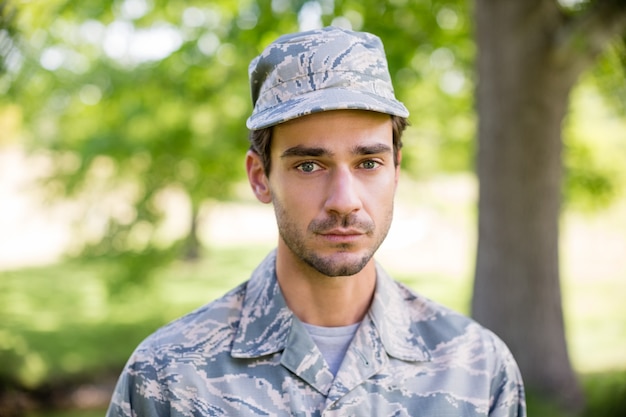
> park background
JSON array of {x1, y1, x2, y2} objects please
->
[{"x1": 1, "y1": 0, "x2": 625, "y2": 416}]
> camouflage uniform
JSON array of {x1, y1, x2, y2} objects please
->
[{"x1": 106, "y1": 251, "x2": 525, "y2": 416}]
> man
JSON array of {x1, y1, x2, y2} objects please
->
[{"x1": 107, "y1": 26, "x2": 526, "y2": 416}]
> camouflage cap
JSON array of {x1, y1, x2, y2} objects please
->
[{"x1": 246, "y1": 26, "x2": 409, "y2": 130}]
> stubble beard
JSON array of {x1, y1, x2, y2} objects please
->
[{"x1": 273, "y1": 199, "x2": 393, "y2": 277}]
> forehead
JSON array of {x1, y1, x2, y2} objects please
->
[{"x1": 271, "y1": 110, "x2": 393, "y2": 152}]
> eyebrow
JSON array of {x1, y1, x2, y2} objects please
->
[
  {"x1": 280, "y1": 145, "x2": 331, "y2": 159},
  {"x1": 280, "y1": 143, "x2": 392, "y2": 159},
  {"x1": 352, "y1": 143, "x2": 392, "y2": 155}
]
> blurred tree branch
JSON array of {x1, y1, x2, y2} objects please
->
[{"x1": 555, "y1": 0, "x2": 626, "y2": 75}]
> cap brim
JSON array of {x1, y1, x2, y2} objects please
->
[{"x1": 246, "y1": 88, "x2": 409, "y2": 130}]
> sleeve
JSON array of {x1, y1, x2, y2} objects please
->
[
  {"x1": 106, "y1": 344, "x2": 170, "y2": 417},
  {"x1": 488, "y1": 334, "x2": 527, "y2": 417}
]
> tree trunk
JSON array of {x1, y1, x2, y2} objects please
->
[
  {"x1": 183, "y1": 205, "x2": 202, "y2": 261},
  {"x1": 472, "y1": 0, "x2": 584, "y2": 409}
]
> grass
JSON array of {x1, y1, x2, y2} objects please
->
[
  {"x1": 0, "y1": 245, "x2": 273, "y2": 389},
  {"x1": 1, "y1": 243, "x2": 625, "y2": 416}
]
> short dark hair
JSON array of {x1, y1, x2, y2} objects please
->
[{"x1": 248, "y1": 115, "x2": 408, "y2": 176}]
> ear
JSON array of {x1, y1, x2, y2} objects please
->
[{"x1": 246, "y1": 150, "x2": 272, "y2": 204}]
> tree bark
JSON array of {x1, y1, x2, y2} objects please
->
[
  {"x1": 473, "y1": 0, "x2": 589, "y2": 410},
  {"x1": 183, "y1": 205, "x2": 202, "y2": 261},
  {"x1": 473, "y1": 0, "x2": 626, "y2": 409}
]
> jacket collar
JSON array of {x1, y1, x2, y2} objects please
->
[
  {"x1": 230, "y1": 250, "x2": 292, "y2": 358},
  {"x1": 231, "y1": 250, "x2": 431, "y2": 364},
  {"x1": 368, "y1": 263, "x2": 431, "y2": 362}
]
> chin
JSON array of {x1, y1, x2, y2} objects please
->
[{"x1": 306, "y1": 251, "x2": 373, "y2": 277}]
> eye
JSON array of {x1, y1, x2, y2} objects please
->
[
  {"x1": 296, "y1": 161, "x2": 321, "y2": 173},
  {"x1": 360, "y1": 160, "x2": 380, "y2": 170}
]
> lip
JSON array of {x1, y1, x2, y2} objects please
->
[{"x1": 318, "y1": 229, "x2": 364, "y2": 242}]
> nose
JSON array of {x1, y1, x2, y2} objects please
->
[{"x1": 324, "y1": 167, "x2": 363, "y2": 216}]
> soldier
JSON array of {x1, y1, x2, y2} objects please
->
[{"x1": 107, "y1": 26, "x2": 526, "y2": 416}]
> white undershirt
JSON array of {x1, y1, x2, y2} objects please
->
[{"x1": 302, "y1": 322, "x2": 361, "y2": 377}]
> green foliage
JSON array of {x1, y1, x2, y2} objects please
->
[
  {"x1": 9, "y1": 0, "x2": 266, "y2": 285},
  {"x1": 561, "y1": 34, "x2": 626, "y2": 213},
  {"x1": 564, "y1": 140, "x2": 619, "y2": 211},
  {"x1": 563, "y1": 81, "x2": 626, "y2": 212},
  {"x1": 592, "y1": 36, "x2": 626, "y2": 116},
  {"x1": 4, "y1": 0, "x2": 625, "y2": 291},
  {"x1": 5, "y1": 0, "x2": 476, "y2": 290},
  {"x1": 560, "y1": 18, "x2": 626, "y2": 213}
]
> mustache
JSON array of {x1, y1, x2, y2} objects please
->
[{"x1": 309, "y1": 214, "x2": 374, "y2": 234}]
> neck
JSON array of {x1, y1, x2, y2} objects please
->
[{"x1": 275, "y1": 245, "x2": 377, "y2": 327}]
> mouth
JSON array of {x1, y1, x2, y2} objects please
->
[{"x1": 318, "y1": 229, "x2": 365, "y2": 243}]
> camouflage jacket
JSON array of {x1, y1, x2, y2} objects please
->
[{"x1": 107, "y1": 250, "x2": 526, "y2": 416}]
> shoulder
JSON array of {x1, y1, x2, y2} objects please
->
[
  {"x1": 393, "y1": 280, "x2": 516, "y2": 364},
  {"x1": 398, "y1": 282, "x2": 526, "y2": 415}
]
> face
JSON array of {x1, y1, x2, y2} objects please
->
[{"x1": 247, "y1": 110, "x2": 401, "y2": 277}]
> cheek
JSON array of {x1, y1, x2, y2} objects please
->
[
  {"x1": 361, "y1": 177, "x2": 397, "y2": 211},
  {"x1": 271, "y1": 178, "x2": 321, "y2": 212},
  {"x1": 363, "y1": 172, "x2": 397, "y2": 195}
]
